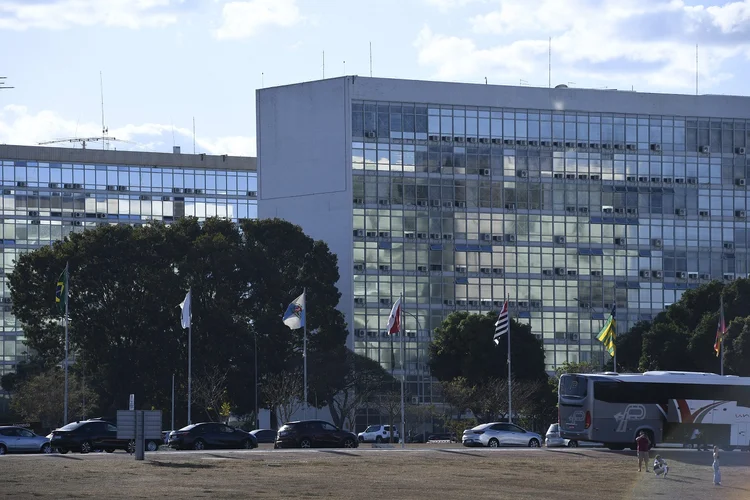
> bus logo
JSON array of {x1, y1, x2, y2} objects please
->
[
  {"x1": 566, "y1": 411, "x2": 585, "y2": 427},
  {"x1": 614, "y1": 404, "x2": 646, "y2": 433}
]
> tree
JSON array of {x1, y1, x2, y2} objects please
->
[
  {"x1": 613, "y1": 321, "x2": 649, "y2": 373},
  {"x1": 262, "y1": 370, "x2": 303, "y2": 426},
  {"x1": 724, "y1": 317, "x2": 750, "y2": 376},
  {"x1": 327, "y1": 350, "x2": 393, "y2": 429},
  {"x1": 11, "y1": 369, "x2": 98, "y2": 428},
  {"x1": 549, "y1": 361, "x2": 599, "y2": 397},
  {"x1": 372, "y1": 386, "x2": 402, "y2": 443},
  {"x1": 192, "y1": 367, "x2": 228, "y2": 422},
  {"x1": 429, "y1": 311, "x2": 547, "y2": 386}
]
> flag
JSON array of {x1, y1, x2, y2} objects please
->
[
  {"x1": 597, "y1": 305, "x2": 616, "y2": 357},
  {"x1": 55, "y1": 264, "x2": 68, "y2": 315},
  {"x1": 493, "y1": 300, "x2": 509, "y2": 345},
  {"x1": 386, "y1": 298, "x2": 401, "y2": 335},
  {"x1": 282, "y1": 292, "x2": 305, "y2": 330},
  {"x1": 179, "y1": 289, "x2": 191, "y2": 329},
  {"x1": 714, "y1": 296, "x2": 726, "y2": 357}
]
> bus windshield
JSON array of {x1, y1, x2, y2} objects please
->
[{"x1": 560, "y1": 374, "x2": 588, "y2": 399}]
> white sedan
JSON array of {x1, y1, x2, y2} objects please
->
[
  {"x1": 357, "y1": 425, "x2": 400, "y2": 443},
  {"x1": 462, "y1": 422, "x2": 542, "y2": 448}
]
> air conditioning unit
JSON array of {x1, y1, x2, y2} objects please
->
[
  {"x1": 530, "y1": 300, "x2": 542, "y2": 308},
  {"x1": 603, "y1": 207, "x2": 613, "y2": 214},
  {"x1": 505, "y1": 203, "x2": 515, "y2": 210},
  {"x1": 404, "y1": 231, "x2": 415, "y2": 239},
  {"x1": 28, "y1": 211, "x2": 39, "y2": 217},
  {"x1": 687, "y1": 177, "x2": 697, "y2": 184},
  {"x1": 504, "y1": 139, "x2": 514, "y2": 145},
  {"x1": 724, "y1": 273, "x2": 735, "y2": 280},
  {"x1": 455, "y1": 201, "x2": 466, "y2": 208},
  {"x1": 589, "y1": 143, "x2": 599, "y2": 149},
  {"x1": 613, "y1": 144, "x2": 624, "y2": 150},
  {"x1": 416, "y1": 200, "x2": 427, "y2": 207},
  {"x1": 676, "y1": 271, "x2": 687, "y2": 279},
  {"x1": 479, "y1": 169, "x2": 491, "y2": 176},
  {"x1": 481, "y1": 300, "x2": 493, "y2": 307},
  {"x1": 736, "y1": 178, "x2": 746, "y2": 186},
  {"x1": 417, "y1": 265, "x2": 428, "y2": 272},
  {"x1": 430, "y1": 233, "x2": 441, "y2": 239},
  {"x1": 626, "y1": 208, "x2": 638, "y2": 215},
  {"x1": 577, "y1": 142, "x2": 587, "y2": 148},
  {"x1": 614, "y1": 208, "x2": 625, "y2": 214},
  {"x1": 139, "y1": 195, "x2": 151, "y2": 201},
  {"x1": 652, "y1": 239, "x2": 662, "y2": 248},
  {"x1": 481, "y1": 233, "x2": 491, "y2": 241},
  {"x1": 736, "y1": 210, "x2": 746, "y2": 218},
  {"x1": 640, "y1": 270, "x2": 651, "y2": 278},
  {"x1": 591, "y1": 270, "x2": 602, "y2": 277},
  {"x1": 579, "y1": 207, "x2": 589, "y2": 214},
  {"x1": 650, "y1": 144, "x2": 661, "y2": 151},
  {"x1": 107, "y1": 185, "x2": 117, "y2": 191},
  {"x1": 652, "y1": 271, "x2": 663, "y2": 278},
  {"x1": 161, "y1": 196, "x2": 171, "y2": 201},
  {"x1": 552, "y1": 141, "x2": 563, "y2": 147},
  {"x1": 443, "y1": 233, "x2": 453, "y2": 240},
  {"x1": 517, "y1": 170, "x2": 528, "y2": 178},
  {"x1": 443, "y1": 201, "x2": 453, "y2": 208},
  {"x1": 417, "y1": 232, "x2": 427, "y2": 239},
  {"x1": 354, "y1": 298, "x2": 365, "y2": 305},
  {"x1": 724, "y1": 242, "x2": 734, "y2": 250},
  {"x1": 380, "y1": 298, "x2": 391, "y2": 305},
  {"x1": 455, "y1": 266, "x2": 467, "y2": 273},
  {"x1": 542, "y1": 269, "x2": 553, "y2": 276},
  {"x1": 365, "y1": 131, "x2": 376, "y2": 138},
  {"x1": 699, "y1": 210, "x2": 710, "y2": 217},
  {"x1": 540, "y1": 141, "x2": 551, "y2": 146},
  {"x1": 456, "y1": 299, "x2": 467, "y2": 306},
  {"x1": 430, "y1": 200, "x2": 441, "y2": 207},
  {"x1": 555, "y1": 236, "x2": 565, "y2": 244},
  {"x1": 602, "y1": 143, "x2": 611, "y2": 149},
  {"x1": 688, "y1": 272, "x2": 698, "y2": 279},
  {"x1": 675, "y1": 208, "x2": 686, "y2": 216},
  {"x1": 553, "y1": 173, "x2": 564, "y2": 179},
  {"x1": 366, "y1": 231, "x2": 378, "y2": 237},
  {"x1": 379, "y1": 199, "x2": 389, "y2": 206},
  {"x1": 379, "y1": 265, "x2": 390, "y2": 271},
  {"x1": 555, "y1": 267, "x2": 566, "y2": 276},
  {"x1": 492, "y1": 235, "x2": 504, "y2": 242},
  {"x1": 663, "y1": 178, "x2": 672, "y2": 184},
  {"x1": 354, "y1": 229, "x2": 364, "y2": 237},
  {"x1": 493, "y1": 300, "x2": 504, "y2": 307},
  {"x1": 355, "y1": 329, "x2": 366, "y2": 337},
  {"x1": 16, "y1": 181, "x2": 26, "y2": 187},
  {"x1": 675, "y1": 178, "x2": 685, "y2": 184},
  {"x1": 699, "y1": 145, "x2": 710, "y2": 154},
  {"x1": 491, "y1": 138, "x2": 503, "y2": 144},
  {"x1": 354, "y1": 264, "x2": 364, "y2": 271},
  {"x1": 626, "y1": 144, "x2": 637, "y2": 150},
  {"x1": 428, "y1": 135, "x2": 440, "y2": 142},
  {"x1": 353, "y1": 198, "x2": 364, "y2": 204},
  {"x1": 700, "y1": 273, "x2": 711, "y2": 279},
  {"x1": 565, "y1": 142, "x2": 576, "y2": 148},
  {"x1": 638, "y1": 176, "x2": 648, "y2": 182},
  {"x1": 566, "y1": 174, "x2": 576, "y2": 180},
  {"x1": 480, "y1": 267, "x2": 491, "y2": 274},
  {"x1": 468, "y1": 300, "x2": 479, "y2": 307},
  {"x1": 479, "y1": 137, "x2": 490, "y2": 144},
  {"x1": 492, "y1": 268, "x2": 504, "y2": 275},
  {"x1": 506, "y1": 235, "x2": 516, "y2": 242},
  {"x1": 568, "y1": 333, "x2": 580, "y2": 341},
  {"x1": 516, "y1": 140, "x2": 527, "y2": 146},
  {"x1": 566, "y1": 206, "x2": 576, "y2": 213},
  {"x1": 579, "y1": 302, "x2": 590, "y2": 308},
  {"x1": 651, "y1": 177, "x2": 661, "y2": 183},
  {"x1": 736, "y1": 147, "x2": 746, "y2": 155},
  {"x1": 431, "y1": 264, "x2": 443, "y2": 271},
  {"x1": 578, "y1": 174, "x2": 588, "y2": 180},
  {"x1": 567, "y1": 270, "x2": 578, "y2": 276},
  {"x1": 590, "y1": 174, "x2": 600, "y2": 180}
]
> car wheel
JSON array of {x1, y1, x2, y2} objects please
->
[
  {"x1": 343, "y1": 438, "x2": 356, "y2": 448},
  {"x1": 146, "y1": 440, "x2": 159, "y2": 452},
  {"x1": 127, "y1": 441, "x2": 136, "y2": 454},
  {"x1": 567, "y1": 440, "x2": 579, "y2": 448},
  {"x1": 358, "y1": 436, "x2": 364, "y2": 443},
  {"x1": 41, "y1": 443, "x2": 52, "y2": 454},
  {"x1": 375, "y1": 436, "x2": 382, "y2": 443},
  {"x1": 80, "y1": 441, "x2": 93, "y2": 454},
  {"x1": 528, "y1": 438, "x2": 541, "y2": 448},
  {"x1": 488, "y1": 438, "x2": 500, "y2": 448},
  {"x1": 0, "y1": 444, "x2": 7, "y2": 455},
  {"x1": 299, "y1": 438, "x2": 312, "y2": 449},
  {"x1": 58, "y1": 448, "x2": 69, "y2": 454},
  {"x1": 193, "y1": 439, "x2": 206, "y2": 451},
  {"x1": 241, "y1": 440, "x2": 253, "y2": 450}
]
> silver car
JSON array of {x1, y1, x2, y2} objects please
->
[
  {"x1": 545, "y1": 423, "x2": 578, "y2": 448},
  {"x1": 0, "y1": 426, "x2": 52, "y2": 455},
  {"x1": 462, "y1": 422, "x2": 543, "y2": 448}
]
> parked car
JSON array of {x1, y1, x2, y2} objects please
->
[
  {"x1": 274, "y1": 420, "x2": 358, "y2": 449},
  {"x1": 462, "y1": 422, "x2": 543, "y2": 448},
  {"x1": 250, "y1": 429, "x2": 277, "y2": 444},
  {"x1": 357, "y1": 424, "x2": 400, "y2": 443},
  {"x1": 50, "y1": 419, "x2": 160, "y2": 453},
  {"x1": 0, "y1": 426, "x2": 52, "y2": 455},
  {"x1": 545, "y1": 423, "x2": 578, "y2": 448},
  {"x1": 168, "y1": 423, "x2": 257, "y2": 451}
]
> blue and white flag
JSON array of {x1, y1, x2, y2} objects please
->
[
  {"x1": 282, "y1": 292, "x2": 305, "y2": 330},
  {"x1": 179, "y1": 289, "x2": 191, "y2": 329}
]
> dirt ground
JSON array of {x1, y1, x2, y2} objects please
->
[{"x1": 1, "y1": 447, "x2": 749, "y2": 499}]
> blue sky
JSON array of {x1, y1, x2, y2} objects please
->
[{"x1": 1, "y1": 0, "x2": 749, "y2": 157}]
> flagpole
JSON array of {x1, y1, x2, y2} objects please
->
[
  {"x1": 63, "y1": 261, "x2": 69, "y2": 425},
  {"x1": 720, "y1": 295, "x2": 724, "y2": 376},
  {"x1": 303, "y1": 287, "x2": 308, "y2": 420},
  {"x1": 613, "y1": 313, "x2": 617, "y2": 373},
  {"x1": 187, "y1": 288, "x2": 192, "y2": 425},
  {"x1": 400, "y1": 293, "x2": 405, "y2": 449},
  {"x1": 507, "y1": 294, "x2": 512, "y2": 425}
]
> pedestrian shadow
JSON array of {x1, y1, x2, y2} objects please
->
[
  {"x1": 543, "y1": 449, "x2": 596, "y2": 459},
  {"x1": 205, "y1": 454, "x2": 242, "y2": 460},
  {"x1": 48, "y1": 454, "x2": 82, "y2": 460},
  {"x1": 317, "y1": 450, "x2": 360, "y2": 457},
  {"x1": 436, "y1": 449, "x2": 485, "y2": 458},
  {"x1": 148, "y1": 461, "x2": 215, "y2": 469}
]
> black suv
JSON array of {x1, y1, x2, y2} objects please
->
[
  {"x1": 274, "y1": 420, "x2": 358, "y2": 449},
  {"x1": 168, "y1": 422, "x2": 257, "y2": 451},
  {"x1": 50, "y1": 419, "x2": 160, "y2": 454}
]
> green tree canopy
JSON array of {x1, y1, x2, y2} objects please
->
[
  {"x1": 428, "y1": 311, "x2": 547, "y2": 385},
  {"x1": 9, "y1": 217, "x2": 349, "y2": 425}
]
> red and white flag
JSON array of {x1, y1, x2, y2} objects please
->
[{"x1": 386, "y1": 298, "x2": 401, "y2": 335}]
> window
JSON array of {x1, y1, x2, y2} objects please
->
[
  {"x1": 221, "y1": 425, "x2": 234, "y2": 433},
  {"x1": 321, "y1": 422, "x2": 338, "y2": 431}
]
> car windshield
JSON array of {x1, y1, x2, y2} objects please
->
[
  {"x1": 365, "y1": 425, "x2": 380, "y2": 432},
  {"x1": 548, "y1": 424, "x2": 559, "y2": 433},
  {"x1": 178, "y1": 424, "x2": 197, "y2": 431},
  {"x1": 560, "y1": 374, "x2": 588, "y2": 399},
  {"x1": 58, "y1": 422, "x2": 84, "y2": 431}
]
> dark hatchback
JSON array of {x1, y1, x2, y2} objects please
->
[
  {"x1": 168, "y1": 423, "x2": 257, "y2": 450},
  {"x1": 274, "y1": 420, "x2": 358, "y2": 449},
  {"x1": 50, "y1": 419, "x2": 157, "y2": 454}
]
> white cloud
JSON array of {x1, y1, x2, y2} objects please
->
[
  {"x1": 423, "y1": 0, "x2": 486, "y2": 11},
  {"x1": 0, "y1": 0, "x2": 183, "y2": 30},
  {"x1": 0, "y1": 105, "x2": 256, "y2": 157},
  {"x1": 415, "y1": 0, "x2": 750, "y2": 91},
  {"x1": 214, "y1": 0, "x2": 302, "y2": 40}
]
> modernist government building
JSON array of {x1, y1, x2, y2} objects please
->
[{"x1": 3, "y1": 76, "x2": 750, "y2": 408}]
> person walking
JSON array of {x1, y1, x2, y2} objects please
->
[
  {"x1": 636, "y1": 431, "x2": 651, "y2": 472},
  {"x1": 712, "y1": 446, "x2": 721, "y2": 486}
]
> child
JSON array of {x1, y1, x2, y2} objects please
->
[{"x1": 653, "y1": 455, "x2": 668, "y2": 477}]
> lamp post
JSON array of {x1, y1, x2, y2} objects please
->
[{"x1": 402, "y1": 309, "x2": 423, "y2": 441}]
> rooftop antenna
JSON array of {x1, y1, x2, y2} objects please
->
[
  {"x1": 192, "y1": 117, "x2": 196, "y2": 154},
  {"x1": 343, "y1": 60, "x2": 346, "y2": 75},
  {"x1": 0, "y1": 77, "x2": 12, "y2": 90},
  {"x1": 171, "y1": 119, "x2": 176, "y2": 149},
  {"x1": 485, "y1": 77, "x2": 488, "y2": 85},
  {"x1": 261, "y1": 72, "x2": 264, "y2": 88},
  {"x1": 520, "y1": 79, "x2": 529, "y2": 86},
  {"x1": 695, "y1": 44, "x2": 699, "y2": 96},
  {"x1": 100, "y1": 71, "x2": 108, "y2": 150},
  {"x1": 323, "y1": 51, "x2": 325, "y2": 79},
  {"x1": 548, "y1": 36, "x2": 551, "y2": 89},
  {"x1": 369, "y1": 42, "x2": 373, "y2": 77}
]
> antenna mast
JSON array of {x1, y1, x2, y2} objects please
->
[
  {"x1": 695, "y1": 44, "x2": 699, "y2": 96},
  {"x1": 323, "y1": 51, "x2": 325, "y2": 79},
  {"x1": 100, "y1": 71, "x2": 108, "y2": 150},
  {"x1": 548, "y1": 36, "x2": 552, "y2": 88},
  {"x1": 369, "y1": 42, "x2": 373, "y2": 77},
  {"x1": 192, "y1": 117, "x2": 196, "y2": 154}
]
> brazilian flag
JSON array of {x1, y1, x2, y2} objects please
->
[
  {"x1": 597, "y1": 306, "x2": 616, "y2": 357},
  {"x1": 55, "y1": 265, "x2": 68, "y2": 314}
]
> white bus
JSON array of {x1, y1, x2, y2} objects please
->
[{"x1": 558, "y1": 371, "x2": 750, "y2": 451}]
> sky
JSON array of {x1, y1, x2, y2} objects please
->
[{"x1": 1, "y1": 0, "x2": 750, "y2": 157}]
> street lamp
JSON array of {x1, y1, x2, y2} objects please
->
[{"x1": 402, "y1": 309, "x2": 425, "y2": 440}]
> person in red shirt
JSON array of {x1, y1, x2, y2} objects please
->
[{"x1": 636, "y1": 431, "x2": 651, "y2": 472}]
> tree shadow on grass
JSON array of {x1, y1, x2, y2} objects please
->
[
  {"x1": 148, "y1": 461, "x2": 215, "y2": 469},
  {"x1": 317, "y1": 450, "x2": 360, "y2": 457},
  {"x1": 436, "y1": 449, "x2": 486, "y2": 458}
]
